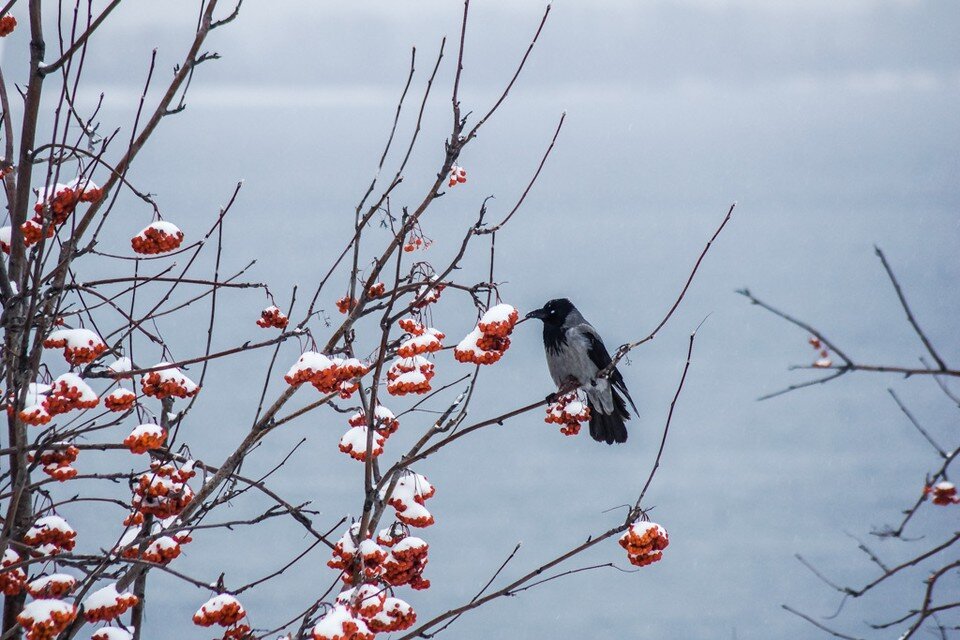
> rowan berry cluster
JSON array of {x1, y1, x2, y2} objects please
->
[
  {"x1": 808, "y1": 336, "x2": 832, "y2": 368},
  {"x1": 131, "y1": 221, "x2": 184, "y2": 255},
  {"x1": 43, "y1": 328, "x2": 107, "y2": 365},
  {"x1": 123, "y1": 424, "x2": 167, "y2": 454},
  {"x1": 0, "y1": 549, "x2": 27, "y2": 596},
  {"x1": 257, "y1": 305, "x2": 289, "y2": 329},
  {"x1": 16, "y1": 600, "x2": 77, "y2": 640},
  {"x1": 618, "y1": 521, "x2": 669, "y2": 567},
  {"x1": 23, "y1": 515, "x2": 77, "y2": 556},
  {"x1": 545, "y1": 392, "x2": 591, "y2": 436},
  {"x1": 193, "y1": 594, "x2": 249, "y2": 640},
  {"x1": 0, "y1": 15, "x2": 17, "y2": 36},
  {"x1": 26, "y1": 574, "x2": 76, "y2": 599},
  {"x1": 30, "y1": 445, "x2": 80, "y2": 482},
  {"x1": 383, "y1": 472, "x2": 436, "y2": 528},
  {"x1": 386, "y1": 356, "x2": 434, "y2": 396},
  {"x1": 396, "y1": 319, "x2": 444, "y2": 358},
  {"x1": 140, "y1": 363, "x2": 200, "y2": 399},
  {"x1": 131, "y1": 461, "x2": 196, "y2": 519},
  {"x1": 454, "y1": 304, "x2": 518, "y2": 365},
  {"x1": 447, "y1": 164, "x2": 467, "y2": 187},
  {"x1": 103, "y1": 388, "x2": 136, "y2": 412},
  {"x1": 82, "y1": 583, "x2": 139, "y2": 622},
  {"x1": 925, "y1": 481, "x2": 959, "y2": 506},
  {"x1": 284, "y1": 352, "x2": 370, "y2": 397}
]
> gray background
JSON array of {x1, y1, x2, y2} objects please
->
[{"x1": 2, "y1": 1, "x2": 959, "y2": 638}]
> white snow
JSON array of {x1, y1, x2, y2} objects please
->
[
  {"x1": 311, "y1": 605, "x2": 370, "y2": 640},
  {"x1": 480, "y1": 303, "x2": 517, "y2": 325},
  {"x1": 45, "y1": 328, "x2": 105, "y2": 351},
  {"x1": 52, "y1": 373, "x2": 98, "y2": 403},
  {"x1": 18, "y1": 598, "x2": 75, "y2": 622},
  {"x1": 92, "y1": 628, "x2": 133, "y2": 640},
  {"x1": 28, "y1": 573, "x2": 76, "y2": 592},
  {"x1": 135, "y1": 220, "x2": 182, "y2": 239},
  {"x1": 108, "y1": 357, "x2": 132, "y2": 374},
  {"x1": 128, "y1": 424, "x2": 164, "y2": 439},
  {"x1": 195, "y1": 593, "x2": 244, "y2": 616},
  {"x1": 26, "y1": 515, "x2": 75, "y2": 538},
  {"x1": 144, "y1": 363, "x2": 198, "y2": 394},
  {"x1": 83, "y1": 583, "x2": 132, "y2": 610}
]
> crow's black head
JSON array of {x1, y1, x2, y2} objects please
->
[{"x1": 525, "y1": 298, "x2": 575, "y2": 326}]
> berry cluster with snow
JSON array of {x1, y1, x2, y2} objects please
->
[
  {"x1": 544, "y1": 391, "x2": 591, "y2": 436},
  {"x1": 131, "y1": 221, "x2": 184, "y2": 255},
  {"x1": 454, "y1": 303, "x2": 518, "y2": 365},
  {"x1": 619, "y1": 521, "x2": 669, "y2": 567}
]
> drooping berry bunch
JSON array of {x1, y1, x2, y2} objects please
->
[
  {"x1": 454, "y1": 303, "x2": 519, "y2": 365},
  {"x1": 131, "y1": 221, "x2": 184, "y2": 255},
  {"x1": 257, "y1": 305, "x2": 289, "y2": 329},
  {"x1": 618, "y1": 521, "x2": 669, "y2": 567},
  {"x1": 140, "y1": 363, "x2": 200, "y2": 399},
  {"x1": 23, "y1": 515, "x2": 77, "y2": 557},
  {"x1": 43, "y1": 328, "x2": 107, "y2": 365},
  {"x1": 30, "y1": 445, "x2": 80, "y2": 482},
  {"x1": 82, "y1": 583, "x2": 139, "y2": 622},
  {"x1": 339, "y1": 405, "x2": 399, "y2": 462},
  {"x1": 284, "y1": 352, "x2": 370, "y2": 398},
  {"x1": 544, "y1": 392, "x2": 591, "y2": 436}
]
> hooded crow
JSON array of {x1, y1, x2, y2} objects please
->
[{"x1": 526, "y1": 299, "x2": 637, "y2": 444}]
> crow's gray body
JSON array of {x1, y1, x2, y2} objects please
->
[
  {"x1": 527, "y1": 299, "x2": 637, "y2": 444},
  {"x1": 546, "y1": 313, "x2": 615, "y2": 412}
]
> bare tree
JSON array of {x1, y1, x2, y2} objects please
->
[
  {"x1": 1, "y1": 2, "x2": 733, "y2": 639},
  {"x1": 741, "y1": 247, "x2": 960, "y2": 639}
]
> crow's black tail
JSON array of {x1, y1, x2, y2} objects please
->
[{"x1": 587, "y1": 388, "x2": 629, "y2": 445}]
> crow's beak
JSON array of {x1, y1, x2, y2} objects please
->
[{"x1": 525, "y1": 308, "x2": 548, "y2": 321}]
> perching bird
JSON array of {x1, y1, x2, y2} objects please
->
[{"x1": 526, "y1": 299, "x2": 637, "y2": 444}]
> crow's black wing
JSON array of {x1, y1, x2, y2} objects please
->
[{"x1": 581, "y1": 324, "x2": 639, "y2": 415}]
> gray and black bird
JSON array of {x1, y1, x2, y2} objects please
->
[{"x1": 526, "y1": 299, "x2": 637, "y2": 444}]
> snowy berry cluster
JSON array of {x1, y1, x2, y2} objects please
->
[
  {"x1": 339, "y1": 405, "x2": 400, "y2": 462},
  {"x1": 285, "y1": 352, "x2": 370, "y2": 398},
  {"x1": 454, "y1": 303, "x2": 518, "y2": 365},
  {"x1": 544, "y1": 392, "x2": 591, "y2": 436},
  {"x1": 16, "y1": 599, "x2": 77, "y2": 640},
  {"x1": 23, "y1": 515, "x2": 77, "y2": 557},
  {"x1": 386, "y1": 356, "x2": 434, "y2": 396},
  {"x1": 193, "y1": 594, "x2": 249, "y2": 640},
  {"x1": 103, "y1": 388, "x2": 136, "y2": 412},
  {"x1": 618, "y1": 521, "x2": 669, "y2": 567},
  {"x1": 83, "y1": 583, "x2": 139, "y2": 622},
  {"x1": 131, "y1": 461, "x2": 196, "y2": 519},
  {"x1": 925, "y1": 481, "x2": 959, "y2": 506},
  {"x1": 43, "y1": 328, "x2": 107, "y2": 365},
  {"x1": 131, "y1": 221, "x2": 184, "y2": 255},
  {"x1": 257, "y1": 305, "x2": 289, "y2": 329},
  {"x1": 383, "y1": 472, "x2": 436, "y2": 528},
  {"x1": 118, "y1": 515, "x2": 192, "y2": 565},
  {"x1": 140, "y1": 363, "x2": 200, "y2": 399},
  {"x1": 29, "y1": 445, "x2": 80, "y2": 482},
  {"x1": 26, "y1": 574, "x2": 76, "y2": 599},
  {"x1": 4, "y1": 179, "x2": 103, "y2": 251},
  {"x1": 123, "y1": 423, "x2": 167, "y2": 454},
  {"x1": 808, "y1": 336, "x2": 832, "y2": 368},
  {"x1": 447, "y1": 164, "x2": 467, "y2": 188},
  {"x1": 396, "y1": 319, "x2": 445, "y2": 358},
  {"x1": 1, "y1": 549, "x2": 27, "y2": 596}
]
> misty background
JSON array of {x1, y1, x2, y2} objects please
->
[{"x1": 2, "y1": 1, "x2": 959, "y2": 638}]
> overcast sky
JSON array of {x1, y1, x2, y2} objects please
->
[{"x1": 2, "y1": 1, "x2": 959, "y2": 638}]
